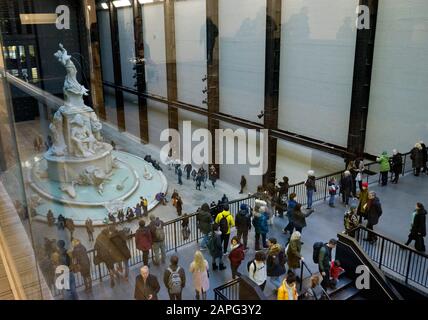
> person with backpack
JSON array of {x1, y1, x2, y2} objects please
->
[
  {"x1": 314, "y1": 239, "x2": 337, "y2": 290},
  {"x1": 235, "y1": 203, "x2": 251, "y2": 250},
  {"x1": 228, "y1": 236, "x2": 245, "y2": 279},
  {"x1": 248, "y1": 251, "x2": 267, "y2": 291},
  {"x1": 135, "y1": 219, "x2": 152, "y2": 267},
  {"x1": 214, "y1": 204, "x2": 235, "y2": 254},
  {"x1": 283, "y1": 193, "x2": 298, "y2": 234},
  {"x1": 287, "y1": 231, "x2": 303, "y2": 276},
  {"x1": 163, "y1": 255, "x2": 186, "y2": 300},
  {"x1": 305, "y1": 170, "x2": 317, "y2": 210},
  {"x1": 207, "y1": 223, "x2": 226, "y2": 271},
  {"x1": 149, "y1": 214, "x2": 166, "y2": 265},
  {"x1": 252, "y1": 203, "x2": 269, "y2": 250},
  {"x1": 266, "y1": 238, "x2": 287, "y2": 292},
  {"x1": 391, "y1": 149, "x2": 403, "y2": 184}
]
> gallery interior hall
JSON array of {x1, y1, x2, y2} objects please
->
[{"x1": 0, "y1": 0, "x2": 427, "y2": 301}]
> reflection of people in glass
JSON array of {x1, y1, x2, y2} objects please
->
[
  {"x1": 206, "y1": 18, "x2": 218, "y2": 65},
  {"x1": 336, "y1": 17, "x2": 354, "y2": 40},
  {"x1": 285, "y1": 7, "x2": 310, "y2": 40}
]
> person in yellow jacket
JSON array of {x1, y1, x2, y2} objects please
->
[
  {"x1": 215, "y1": 204, "x2": 235, "y2": 254},
  {"x1": 277, "y1": 272, "x2": 299, "y2": 300}
]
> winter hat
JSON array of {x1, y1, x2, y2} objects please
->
[
  {"x1": 350, "y1": 203, "x2": 358, "y2": 210},
  {"x1": 307, "y1": 170, "x2": 315, "y2": 176},
  {"x1": 240, "y1": 203, "x2": 248, "y2": 211},
  {"x1": 392, "y1": 149, "x2": 398, "y2": 155},
  {"x1": 362, "y1": 182, "x2": 369, "y2": 188}
]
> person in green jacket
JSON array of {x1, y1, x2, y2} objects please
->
[{"x1": 377, "y1": 151, "x2": 390, "y2": 186}]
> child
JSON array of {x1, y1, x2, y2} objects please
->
[
  {"x1": 181, "y1": 214, "x2": 191, "y2": 241},
  {"x1": 330, "y1": 260, "x2": 345, "y2": 287},
  {"x1": 328, "y1": 178, "x2": 338, "y2": 208}
]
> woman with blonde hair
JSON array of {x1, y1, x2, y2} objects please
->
[
  {"x1": 287, "y1": 231, "x2": 303, "y2": 277},
  {"x1": 189, "y1": 250, "x2": 210, "y2": 300}
]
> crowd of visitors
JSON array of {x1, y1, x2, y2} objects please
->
[{"x1": 37, "y1": 140, "x2": 427, "y2": 301}]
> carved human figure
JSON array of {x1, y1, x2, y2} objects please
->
[
  {"x1": 70, "y1": 114, "x2": 97, "y2": 157},
  {"x1": 54, "y1": 43, "x2": 89, "y2": 97},
  {"x1": 49, "y1": 110, "x2": 67, "y2": 156}
]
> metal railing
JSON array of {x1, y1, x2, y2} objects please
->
[
  {"x1": 354, "y1": 226, "x2": 428, "y2": 291},
  {"x1": 364, "y1": 151, "x2": 413, "y2": 185},
  {"x1": 213, "y1": 278, "x2": 241, "y2": 301},
  {"x1": 299, "y1": 260, "x2": 331, "y2": 300},
  {"x1": 50, "y1": 195, "x2": 255, "y2": 297}
]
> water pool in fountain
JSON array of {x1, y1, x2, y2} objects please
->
[{"x1": 30, "y1": 151, "x2": 167, "y2": 224}]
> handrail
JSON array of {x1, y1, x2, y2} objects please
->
[
  {"x1": 338, "y1": 231, "x2": 404, "y2": 300},
  {"x1": 299, "y1": 260, "x2": 330, "y2": 300},
  {"x1": 353, "y1": 226, "x2": 428, "y2": 292}
]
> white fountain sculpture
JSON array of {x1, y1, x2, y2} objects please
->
[
  {"x1": 45, "y1": 44, "x2": 114, "y2": 195},
  {"x1": 27, "y1": 44, "x2": 168, "y2": 225}
]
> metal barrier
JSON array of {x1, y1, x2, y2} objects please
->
[
  {"x1": 213, "y1": 278, "x2": 240, "y2": 301},
  {"x1": 50, "y1": 196, "x2": 255, "y2": 297},
  {"x1": 354, "y1": 226, "x2": 428, "y2": 291}
]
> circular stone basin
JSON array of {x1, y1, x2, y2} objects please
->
[
  {"x1": 30, "y1": 151, "x2": 168, "y2": 225},
  {"x1": 30, "y1": 158, "x2": 139, "y2": 206}
]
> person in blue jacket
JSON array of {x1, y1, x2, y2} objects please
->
[
  {"x1": 283, "y1": 193, "x2": 298, "y2": 234},
  {"x1": 252, "y1": 201, "x2": 269, "y2": 250}
]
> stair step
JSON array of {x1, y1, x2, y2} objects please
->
[
  {"x1": 330, "y1": 286, "x2": 360, "y2": 300},
  {"x1": 326, "y1": 275, "x2": 353, "y2": 296}
]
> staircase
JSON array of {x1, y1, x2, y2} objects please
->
[{"x1": 325, "y1": 273, "x2": 363, "y2": 300}]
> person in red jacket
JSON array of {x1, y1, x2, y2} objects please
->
[
  {"x1": 135, "y1": 220, "x2": 152, "y2": 267},
  {"x1": 228, "y1": 236, "x2": 245, "y2": 279},
  {"x1": 330, "y1": 260, "x2": 344, "y2": 287}
]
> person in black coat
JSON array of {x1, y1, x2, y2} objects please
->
[
  {"x1": 134, "y1": 266, "x2": 160, "y2": 300},
  {"x1": 363, "y1": 192, "x2": 383, "y2": 243},
  {"x1": 405, "y1": 203, "x2": 426, "y2": 252},
  {"x1": 266, "y1": 238, "x2": 287, "y2": 290},
  {"x1": 420, "y1": 141, "x2": 428, "y2": 174},
  {"x1": 390, "y1": 149, "x2": 403, "y2": 184},
  {"x1": 235, "y1": 203, "x2": 251, "y2": 249},
  {"x1": 292, "y1": 203, "x2": 314, "y2": 234},
  {"x1": 411, "y1": 143, "x2": 424, "y2": 176},
  {"x1": 340, "y1": 171, "x2": 353, "y2": 206}
]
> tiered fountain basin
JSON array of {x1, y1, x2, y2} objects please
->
[{"x1": 29, "y1": 151, "x2": 168, "y2": 225}]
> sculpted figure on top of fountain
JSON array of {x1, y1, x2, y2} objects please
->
[{"x1": 54, "y1": 43, "x2": 89, "y2": 109}]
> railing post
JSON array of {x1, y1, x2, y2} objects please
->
[
  {"x1": 402, "y1": 154, "x2": 406, "y2": 176},
  {"x1": 299, "y1": 261, "x2": 304, "y2": 292},
  {"x1": 405, "y1": 251, "x2": 412, "y2": 285},
  {"x1": 324, "y1": 177, "x2": 328, "y2": 201},
  {"x1": 174, "y1": 221, "x2": 178, "y2": 252},
  {"x1": 378, "y1": 237, "x2": 385, "y2": 269},
  {"x1": 98, "y1": 264, "x2": 102, "y2": 283}
]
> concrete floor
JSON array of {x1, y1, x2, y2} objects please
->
[
  {"x1": 4, "y1": 119, "x2": 428, "y2": 300},
  {"x1": 75, "y1": 173, "x2": 428, "y2": 300}
]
